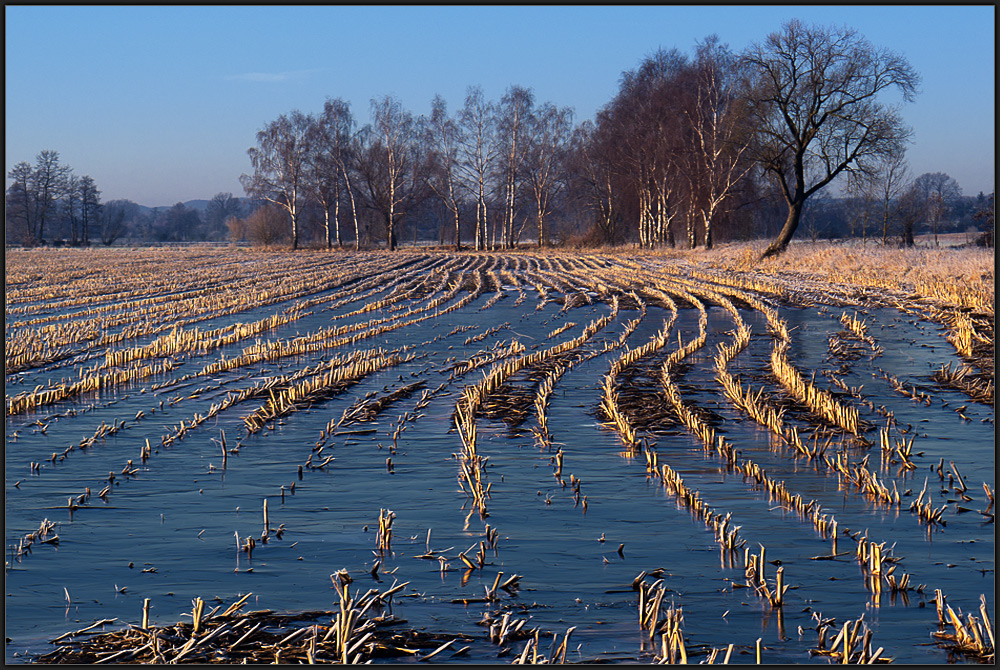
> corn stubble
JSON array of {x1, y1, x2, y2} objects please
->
[{"x1": 6, "y1": 243, "x2": 993, "y2": 664}]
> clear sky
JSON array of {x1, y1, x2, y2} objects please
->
[{"x1": 5, "y1": 5, "x2": 995, "y2": 206}]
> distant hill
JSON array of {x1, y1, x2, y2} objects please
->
[{"x1": 138, "y1": 198, "x2": 247, "y2": 215}]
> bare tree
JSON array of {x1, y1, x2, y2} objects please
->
[
  {"x1": 424, "y1": 94, "x2": 464, "y2": 249},
  {"x1": 873, "y1": 148, "x2": 910, "y2": 244},
  {"x1": 566, "y1": 121, "x2": 624, "y2": 245},
  {"x1": 305, "y1": 117, "x2": 340, "y2": 249},
  {"x1": 743, "y1": 19, "x2": 919, "y2": 257},
  {"x1": 457, "y1": 86, "x2": 499, "y2": 251},
  {"x1": 242, "y1": 204, "x2": 288, "y2": 247},
  {"x1": 497, "y1": 85, "x2": 534, "y2": 249},
  {"x1": 523, "y1": 102, "x2": 573, "y2": 247},
  {"x1": 606, "y1": 48, "x2": 689, "y2": 249},
  {"x1": 896, "y1": 181, "x2": 924, "y2": 247},
  {"x1": 357, "y1": 95, "x2": 419, "y2": 251},
  {"x1": 972, "y1": 192, "x2": 994, "y2": 247},
  {"x1": 63, "y1": 174, "x2": 81, "y2": 244},
  {"x1": 161, "y1": 202, "x2": 201, "y2": 242},
  {"x1": 686, "y1": 36, "x2": 755, "y2": 249},
  {"x1": 309, "y1": 99, "x2": 361, "y2": 249},
  {"x1": 226, "y1": 214, "x2": 247, "y2": 243},
  {"x1": 100, "y1": 199, "x2": 136, "y2": 245},
  {"x1": 26, "y1": 150, "x2": 71, "y2": 244},
  {"x1": 241, "y1": 111, "x2": 312, "y2": 249},
  {"x1": 206, "y1": 193, "x2": 244, "y2": 241},
  {"x1": 79, "y1": 175, "x2": 100, "y2": 245},
  {"x1": 911, "y1": 171, "x2": 962, "y2": 246},
  {"x1": 844, "y1": 170, "x2": 875, "y2": 241},
  {"x1": 6, "y1": 161, "x2": 35, "y2": 244}
]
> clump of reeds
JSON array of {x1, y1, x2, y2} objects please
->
[
  {"x1": 511, "y1": 626, "x2": 577, "y2": 664},
  {"x1": 34, "y1": 576, "x2": 434, "y2": 665},
  {"x1": 908, "y1": 478, "x2": 948, "y2": 526},
  {"x1": 808, "y1": 611, "x2": 892, "y2": 663},
  {"x1": 376, "y1": 508, "x2": 395, "y2": 556},
  {"x1": 932, "y1": 362, "x2": 994, "y2": 405},
  {"x1": 742, "y1": 545, "x2": 788, "y2": 609},
  {"x1": 930, "y1": 593, "x2": 994, "y2": 662}
]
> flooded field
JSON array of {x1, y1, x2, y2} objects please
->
[{"x1": 5, "y1": 247, "x2": 994, "y2": 664}]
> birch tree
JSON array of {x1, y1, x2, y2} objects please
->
[
  {"x1": 306, "y1": 114, "x2": 342, "y2": 249},
  {"x1": 873, "y1": 148, "x2": 910, "y2": 245},
  {"x1": 241, "y1": 111, "x2": 313, "y2": 250},
  {"x1": 686, "y1": 36, "x2": 754, "y2": 249},
  {"x1": 311, "y1": 98, "x2": 361, "y2": 249},
  {"x1": 609, "y1": 48, "x2": 688, "y2": 249},
  {"x1": 497, "y1": 85, "x2": 534, "y2": 248},
  {"x1": 359, "y1": 95, "x2": 418, "y2": 251},
  {"x1": 523, "y1": 102, "x2": 573, "y2": 247},
  {"x1": 457, "y1": 86, "x2": 499, "y2": 251},
  {"x1": 424, "y1": 94, "x2": 464, "y2": 249}
]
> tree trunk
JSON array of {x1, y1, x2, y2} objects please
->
[
  {"x1": 290, "y1": 203, "x2": 299, "y2": 250},
  {"x1": 902, "y1": 220, "x2": 914, "y2": 247},
  {"x1": 323, "y1": 207, "x2": 332, "y2": 250},
  {"x1": 341, "y1": 167, "x2": 360, "y2": 250},
  {"x1": 537, "y1": 202, "x2": 546, "y2": 248},
  {"x1": 881, "y1": 203, "x2": 890, "y2": 245},
  {"x1": 761, "y1": 199, "x2": 804, "y2": 258},
  {"x1": 686, "y1": 205, "x2": 697, "y2": 250},
  {"x1": 334, "y1": 182, "x2": 342, "y2": 248}
]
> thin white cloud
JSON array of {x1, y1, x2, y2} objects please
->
[{"x1": 226, "y1": 68, "x2": 323, "y2": 83}]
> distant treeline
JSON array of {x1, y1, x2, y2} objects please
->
[{"x1": 6, "y1": 20, "x2": 995, "y2": 251}]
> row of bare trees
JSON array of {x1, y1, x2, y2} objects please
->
[
  {"x1": 575, "y1": 37, "x2": 755, "y2": 250},
  {"x1": 241, "y1": 20, "x2": 926, "y2": 255},
  {"x1": 5, "y1": 150, "x2": 138, "y2": 247},
  {"x1": 240, "y1": 85, "x2": 575, "y2": 251}
]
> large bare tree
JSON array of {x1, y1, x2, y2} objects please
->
[
  {"x1": 6, "y1": 161, "x2": 36, "y2": 244},
  {"x1": 5, "y1": 151, "x2": 72, "y2": 245},
  {"x1": 241, "y1": 110, "x2": 312, "y2": 250},
  {"x1": 743, "y1": 19, "x2": 919, "y2": 257},
  {"x1": 34, "y1": 150, "x2": 70, "y2": 244}
]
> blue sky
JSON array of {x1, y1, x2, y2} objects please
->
[{"x1": 5, "y1": 5, "x2": 995, "y2": 206}]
